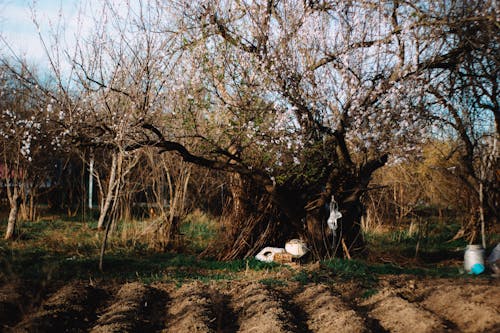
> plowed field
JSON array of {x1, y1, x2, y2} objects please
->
[{"x1": 1, "y1": 276, "x2": 498, "y2": 332}]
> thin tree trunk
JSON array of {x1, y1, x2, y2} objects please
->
[
  {"x1": 479, "y1": 182, "x2": 486, "y2": 248},
  {"x1": 97, "y1": 153, "x2": 118, "y2": 230},
  {"x1": 99, "y1": 213, "x2": 113, "y2": 271},
  {"x1": 5, "y1": 194, "x2": 20, "y2": 240},
  {"x1": 108, "y1": 154, "x2": 123, "y2": 231},
  {"x1": 29, "y1": 189, "x2": 36, "y2": 221},
  {"x1": 4, "y1": 169, "x2": 21, "y2": 240}
]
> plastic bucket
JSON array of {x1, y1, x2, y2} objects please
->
[
  {"x1": 285, "y1": 239, "x2": 308, "y2": 258},
  {"x1": 464, "y1": 245, "x2": 485, "y2": 275}
]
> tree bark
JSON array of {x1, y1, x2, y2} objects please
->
[
  {"x1": 302, "y1": 187, "x2": 366, "y2": 259},
  {"x1": 5, "y1": 193, "x2": 20, "y2": 240},
  {"x1": 337, "y1": 195, "x2": 366, "y2": 256},
  {"x1": 97, "y1": 152, "x2": 118, "y2": 230}
]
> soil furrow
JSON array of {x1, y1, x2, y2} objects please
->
[
  {"x1": 14, "y1": 281, "x2": 107, "y2": 332},
  {"x1": 0, "y1": 282, "x2": 25, "y2": 329},
  {"x1": 421, "y1": 284, "x2": 500, "y2": 333},
  {"x1": 293, "y1": 283, "x2": 368, "y2": 333},
  {"x1": 90, "y1": 282, "x2": 153, "y2": 333},
  {"x1": 208, "y1": 286, "x2": 239, "y2": 333},
  {"x1": 361, "y1": 289, "x2": 447, "y2": 333},
  {"x1": 2, "y1": 276, "x2": 497, "y2": 333},
  {"x1": 276, "y1": 288, "x2": 313, "y2": 333},
  {"x1": 163, "y1": 281, "x2": 217, "y2": 333},
  {"x1": 229, "y1": 282, "x2": 297, "y2": 333}
]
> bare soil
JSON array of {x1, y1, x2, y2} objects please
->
[{"x1": 1, "y1": 275, "x2": 498, "y2": 332}]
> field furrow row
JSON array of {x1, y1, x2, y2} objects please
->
[{"x1": 1, "y1": 279, "x2": 499, "y2": 333}]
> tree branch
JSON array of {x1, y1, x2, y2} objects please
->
[{"x1": 127, "y1": 124, "x2": 274, "y2": 190}]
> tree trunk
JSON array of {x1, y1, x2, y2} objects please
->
[
  {"x1": 302, "y1": 189, "x2": 366, "y2": 259},
  {"x1": 97, "y1": 152, "x2": 118, "y2": 230},
  {"x1": 212, "y1": 156, "x2": 386, "y2": 260},
  {"x1": 5, "y1": 194, "x2": 20, "y2": 240},
  {"x1": 304, "y1": 205, "x2": 333, "y2": 258},
  {"x1": 337, "y1": 196, "x2": 366, "y2": 257}
]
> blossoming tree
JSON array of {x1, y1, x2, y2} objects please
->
[{"x1": 22, "y1": 0, "x2": 498, "y2": 258}]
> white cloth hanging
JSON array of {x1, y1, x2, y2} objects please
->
[{"x1": 327, "y1": 197, "x2": 342, "y2": 231}]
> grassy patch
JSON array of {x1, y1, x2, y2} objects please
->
[
  {"x1": 364, "y1": 220, "x2": 469, "y2": 263},
  {"x1": 180, "y1": 210, "x2": 219, "y2": 253},
  {"x1": 322, "y1": 258, "x2": 462, "y2": 280},
  {"x1": 2, "y1": 250, "x2": 276, "y2": 283},
  {"x1": 0, "y1": 217, "x2": 484, "y2": 288},
  {"x1": 0, "y1": 218, "x2": 280, "y2": 285},
  {"x1": 289, "y1": 258, "x2": 463, "y2": 286},
  {"x1": 291, "y1": 270, "x2": 322, "y2": 285},
  {"x1": 361, "y1": 288, "x2": 379, "y2": 299}
]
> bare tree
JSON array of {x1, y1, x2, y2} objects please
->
[{"x1": 422, "y1": 0, "x2": 499, "y2": 244}]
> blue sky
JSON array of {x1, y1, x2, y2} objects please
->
[{"x1": 0, "y1": 0, "x2": 84, "y2": 63}]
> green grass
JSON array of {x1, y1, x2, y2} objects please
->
[
  {"x1": 361, "y1": 288, "x2": 379, "y2": 299},
  {"x1": 0, "y1": 243, "x2": 280, "y2": 284},
  {"x1": 0, "y1": 216, "x2": 492, "y2": 288},
  {"x1": 288, "y1": 258, "x2": 463, "y2": 289},
  {"x1": 292, "y1": 270, "x2": 323, "y2": 285},
  {"x1": 364, "y1": 220, "x2": 469, "y2": 262},
  {"x1": 0, "y1": 218, "x2": 279, "y2": 284},
  {"x1": 322, "y1": 258, "x2": 461, "y2": 279},
  {"x1": 180, "y1": 210, "x2": 219, "y2": 253}
]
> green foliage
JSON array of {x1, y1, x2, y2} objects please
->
[
  {"x1": 322, "y1": 258, "x2": 462, "y2": 280},
  {"x1": 289, "y1": 257, "x2": 463, "y2": 287},
  {"x1": 0, "y1": 219, "x2": 280, "y2": 284},
  {"x1": 322, "y1": 259, "x2": 379, "y2": 283}
]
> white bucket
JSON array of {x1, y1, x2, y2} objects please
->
[
  {"x1": 464, "y1": 245, "x2": 485, "y2": 275},
  {"x1": 285, "y1": 239, "x2": 308, "y2": 258}
]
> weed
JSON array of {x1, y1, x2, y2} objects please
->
[
  {"x1": 259, "y1": 278, "x2": 287, "y2": 287},
  {"x1": 292, "y1": 270, "x2": 322, "y2": 285},
  {"x1": 361, "y1": 288, "x2": 379, "y2": 299}
]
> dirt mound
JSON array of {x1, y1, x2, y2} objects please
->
[
  {"x1": 361, "y1": 288, "x2": 446, "y2": 332},
  {"x1": 164, "y1": 281, "x2": 216, "y2": 333},
  {"x1": 90, "y1": 282, "x2": 166, "y2": 333},
  {"x1": 230, "y1": 282, "x2": 297, "y2": 333},
  {"x1": 14, "y1": 281, "x2": 106, "y2": 332},
  {"x1": 421, "y1": 282, "x2": 500, "y2": 332},
  {"x1": 294, "y1": 283, "x2": 367, "y2": 333},
  {"x1": 1, "y1": 277, "x2": 499, "y2": 332}
]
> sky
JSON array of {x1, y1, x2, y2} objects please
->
[{"x1": 0, "y1": 0, "x2": 88, "y2": 64}]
